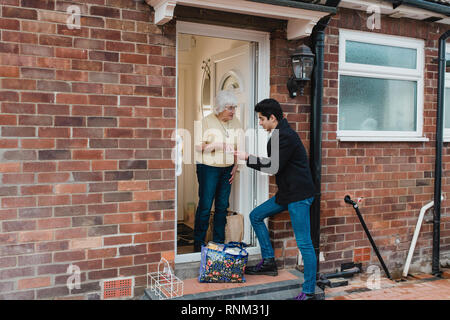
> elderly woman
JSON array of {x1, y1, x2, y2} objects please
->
[{"x1": 193, "y1": 90, "x2": 242, "y2": 252}]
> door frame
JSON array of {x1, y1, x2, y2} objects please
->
[{"x1": 174, "y1": 21, "x2": 270, "y2": 263}]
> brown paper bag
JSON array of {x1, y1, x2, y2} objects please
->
[{"x1": 225, "y1": 212, "x2": 244, "y2": 243}]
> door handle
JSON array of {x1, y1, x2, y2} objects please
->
[{"x1": 175, "y1": 134, "x2": 183, "y2": 176}]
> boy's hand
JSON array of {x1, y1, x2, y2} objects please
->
[{"x1": 234, "y1": 151, "x2": 249, "y2": 161}]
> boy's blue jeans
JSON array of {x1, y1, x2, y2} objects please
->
[
  {"x1": 194, "y1": 163, "x2": 233, "y2": 246},
  {"x1": 250, "y1": 196, "x2": 317, "y2": 294}
]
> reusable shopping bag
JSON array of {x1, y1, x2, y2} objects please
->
[{"x1": 198, "y1": 241, "x2": 248, "y2": 283}]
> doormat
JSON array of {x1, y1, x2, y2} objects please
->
[{"x1": 177, "y1": 223, "x2": 194, "y2": 247}]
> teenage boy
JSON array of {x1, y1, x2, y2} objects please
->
[{"x1": 235, "y1": 98, "x2": 317, "y2": 300}]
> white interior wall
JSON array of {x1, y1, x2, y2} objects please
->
[{"x1": 177, "y1": 34, "x2": 248, "y2": 226}]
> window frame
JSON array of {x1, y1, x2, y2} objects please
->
[{"x1": 337, "y1": 29, "x2": 427, "y2": 142}]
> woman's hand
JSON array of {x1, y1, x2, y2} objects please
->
[
  {"x1": 204, "y1": 142, "x2": 235, "y2": 153},
  {"x1": 229, "y1": 165, "x2": 238, "y2": 184}
]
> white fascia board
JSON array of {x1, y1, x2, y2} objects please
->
[
  {"x1": 146, "y1": 0, "x2": 330, "y2": 39},
  {"x1": 340, "y1": 0, "x2": 446, "y2": 21}
]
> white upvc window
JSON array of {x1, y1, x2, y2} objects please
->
[
  {"x1": 443, "y1": 48, "x2": 450, "y2": 142},
  {"x1": 337, "y1": 29, "x2": 427, "y2": 142}
]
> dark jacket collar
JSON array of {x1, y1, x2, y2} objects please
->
[{"x1": 275, "y1": 118, "x2": 290, "y2": 130}]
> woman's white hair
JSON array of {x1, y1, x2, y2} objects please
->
[{"x1": 213, "y1": 90, "x2": 238, "y2": 115}]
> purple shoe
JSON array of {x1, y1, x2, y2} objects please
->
[
  {"x1": 295, "y1": 292, "x2": 316, "y2": 300},
  {"x1": 245, "y1": 258, "x2": 278, "y2": 276}
]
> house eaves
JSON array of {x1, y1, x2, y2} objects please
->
[
  {"x1": 340, "y1": 0, "x2": 450, "y2": 25},
  {"x1": 145, "y1": 0, "x2": 336, "y2": 39}
]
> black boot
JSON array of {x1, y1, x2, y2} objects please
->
[
  {"x1": 245, "y1": 258, "x2": 278, "y2": 276},
  {"x1": 193, "y1": 242, "x2": 203, "y2": 252}
]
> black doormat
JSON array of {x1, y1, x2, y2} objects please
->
[{"x1": 177, "y1": 223, "x2": 194, "y2": 247}]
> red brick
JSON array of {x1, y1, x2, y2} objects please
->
[
  {"x1": 2, "y1": 197, "x2": 36, "y2": 208},
  {"x1": 119, "y1": 223, "x2": 147, "y2": 234},
  {"x1": 54, "y1": 228, "x2": 87, "y2": 240},
  {"x1": 57, "y1": 161, "x2": 90, "y2": 171},
  {"x1": 103, "y1": 235, "x2": 132, "y2": 246},
  {"x1": 55, "y1": 184, "x2": 87, "y2": 194},
  {"x1": 21, "y1": 92, "x2": 54, "y2": 103},
  {"x1": 38, "y1": 127, "x2": 70, "y2": 138},
  {"x1": 21, "y1": 20, "x2": 56, "y2": 34},
  {"x1": 1, "y1": 79, "x2": 36, "y2": 90},
  {"x1": 2, "y1": 6, "x2": 37, "y2": 19},
  {"x1": 0, "y1": 139, "x2": 18, "y2": 148},
  {"x1": 120, "y1": 53, "x2": 147, "y2": 64},
  {"x1": 18, "y1": 277, "x2": 51, "y2": 290},
  {"x1": 56, "y1": 94, "x2": 88, "y2": 105},
  {"x1": 1, "y1": 103, "x2": 33, "y2": 115},
  {"x1": 134, "y1": 232, "x2": 161, "y2": 243},
  {"x1": 0, "y1": 163, "x2": 20, "y2": 173},
  {"x1": 104, "y1": 256, "x2": 133, "y2": 268},
  {"x1": 18, "y1": 230, "x2": 53, "y2": 242},
  {"x1": 21, "y1": 185, "x2": 53, "y2": 195},
  {"x1": 88, "y1": 248, "x2": 116, "y2": 259},
  {"x1": 73, "y1": 150, "x2": 104, "y2": 160},
  {"x1": 91, "y1": 28, "x2": 121, "y2": 40},
  {"x1": 38, "y1": 195, "x2": 70, "y2": 207},
  {"x1": 0, "y1": 17, "x2": 20, "y2": 30},
  {"x1": 54, "y1": 250, "x2": 85, "y2": 262},
  {"x1": 0, "y1": 66, "x2": 19, "y2": 77}
]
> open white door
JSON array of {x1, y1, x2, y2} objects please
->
[
  {"x1": 211, "y1": 44, "x2": 257, "y2": 246},
  {"x1": 175, "y1": 22, "x2": 270, "y2": 263}
]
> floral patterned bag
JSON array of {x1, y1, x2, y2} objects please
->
[{"x1": 198, "y1": 242, "x2": 248, "y2": 283}]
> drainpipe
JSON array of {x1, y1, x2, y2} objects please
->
[
  {"x1": 309, "y1": 0, "x2": 341, "y2": 273},
  {"x1": 432, "y1": 29, "x2": 450, "y2": 276}
]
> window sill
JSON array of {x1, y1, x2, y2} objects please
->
[{"x1": 337, "y1": 136, "x2": 429, "y2": 142}]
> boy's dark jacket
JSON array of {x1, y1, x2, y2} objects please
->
[{"x1": 246, "y1": 118, "x2": 315, "y2": 205}]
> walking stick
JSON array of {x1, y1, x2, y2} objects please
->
[{"x1": 344, "y1": 195, "x2": 392, "y2": 280}]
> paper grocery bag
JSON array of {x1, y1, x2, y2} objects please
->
[{"x1": 225, "y1": 212, "x2": 244, "y2": 243}]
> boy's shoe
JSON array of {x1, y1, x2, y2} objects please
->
[
  {"x1": 245, "y1": 258, "x2": 278, "y2": 276},
  {"x1": 294, "y1": 292, "x2": 316, "y2": 300}
]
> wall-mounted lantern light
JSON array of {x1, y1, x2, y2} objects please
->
[{"x1": 287, "y1": 44, "x2": 315, "y2": 98}]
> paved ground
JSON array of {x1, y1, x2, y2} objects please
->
[{"x1": 325, "y1": 268, "x2": 450, "y2": 300}]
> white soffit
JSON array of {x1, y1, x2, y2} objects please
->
[
  {"x1": 145, "y1": 0, "x2": 332, "y2": 39},
  {"x1": 341, "y1": 0, "x2": 449, "y2": 24}
]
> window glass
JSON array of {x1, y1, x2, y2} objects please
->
[
  {"x1": 445, "y1": 88, "x2": 450, "y2": 129},
  {"x1": 346, "y1": 40, "x2": 417, "y2": 69},
  {"x1": 339, "y1": 75, "x2": 417, "y2": 131}
]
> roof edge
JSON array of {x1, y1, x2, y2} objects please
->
[{"x1": 246, "y1": 0, "x2": 337, "y2": 14}]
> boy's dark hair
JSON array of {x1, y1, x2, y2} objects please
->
[{"x1": 254, "y1": 98, "x2": 283, "y2": 122}]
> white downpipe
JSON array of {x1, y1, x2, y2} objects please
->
[{"x1": 402, "y1": 194, "x2": 444, "y2": 278}]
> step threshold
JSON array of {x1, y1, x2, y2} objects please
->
[{"x1": 143, "y1": 269, "x2": 324, "y2": 300}]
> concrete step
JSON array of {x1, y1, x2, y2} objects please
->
[{"x1": 143, "y1": 269, "x2": 324, "y2": 301}]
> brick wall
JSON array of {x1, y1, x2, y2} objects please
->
[
  {"x1": 317, "y1": 8, "x2": 450, "y2": 276},
  {"x1": 267, "y1": 8, "x2": 450, "y2": 276},
  {"x1": 1, "y1": 0, "x2": 449, "y2": 300},
  {"x1": 0, "y1": 0, "x2": 176, "y2": 299},
  {"x1": 267, "y1": 28, "x2": 313, "y2": 269}
]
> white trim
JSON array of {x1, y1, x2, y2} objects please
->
[
  {"x1": 337, "y1": 136, "x2": 429, "y2": 142},
  {"x1": 147, "y1": 0, "x2": 330, "y2": 39},
  {"x1": 340, "y1": 0, "x2": 448, "y2": 23},
  {"x1": 175, "y1": 21, "x2": 270, "y2": 264},
  {"x1": 443, "y1": 48, "x2": 450, "y2": 141},
  {"x1": 337, "y1": 29, "x2": 425, "y2": 141}
]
